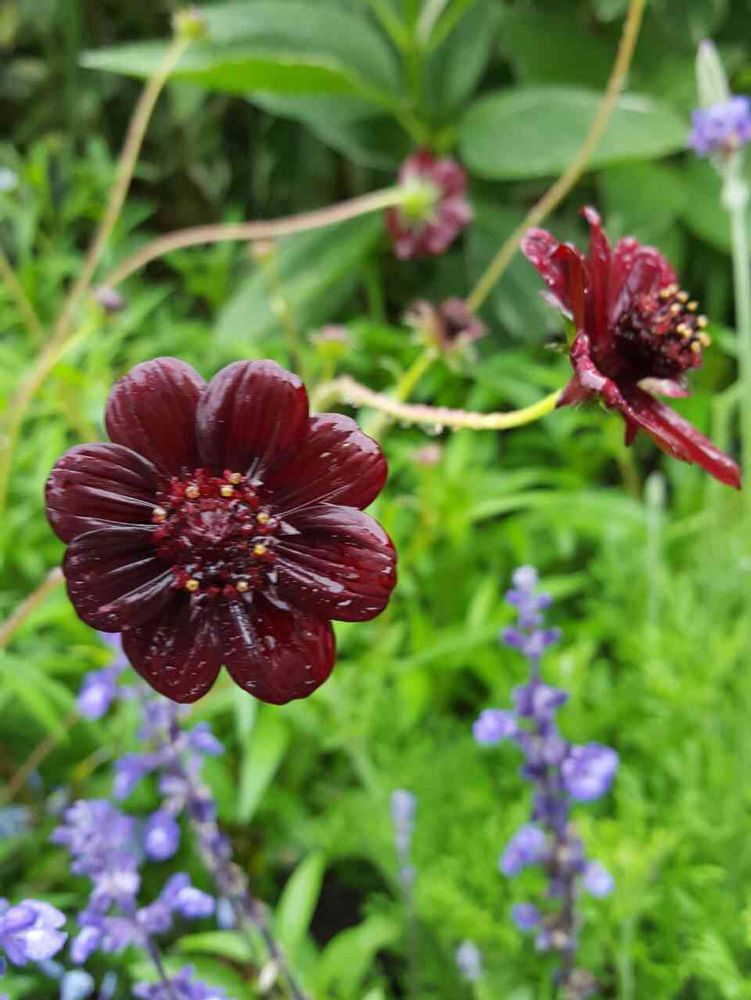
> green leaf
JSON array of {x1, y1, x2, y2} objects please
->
[
  {"x1": 81, "y1": 3, "x2": 400, "y2": 107},
  {"x1": 236, "y1": 705, "x2": 290, "y2": 823},
  {"x1": 315, "y1": 915, "x2": 400, "y2": 996},
  {"x1": 274, "y1": 852, "x2": 326, "y2": 957},
  {"x1": 424, "y1": 0, "x2": 501, "y2": 113},
  {"x1": 215, "y1": 215, "x2": 383, "y2": 354},
  {"x1": 460, "y1": 87, "x2": 688, "y2": 179}
]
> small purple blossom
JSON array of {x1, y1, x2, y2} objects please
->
[
  {"x1": 78, "y1": 668, "x2": 120, "y2": 721},
  {"x1": 455, "y1": 939, "x2": 483, "y2": 982},
  {"x1": 133, "y1": 966, "x2": 227, "y2": 1000},
  {"x1": 390, "y1": 790, "x2": 417, "y2": 855},
  {"x1": 582, "y1": 862, "x2": 615, "y2": 898},
  {"x1": 511, "y1": 903, "x2": 541, "y2": 932},
  {"x1": 561, "y1": 744, "x2": 619, "y2": 802},
  {"x1": 60, "y1": 969, "x2": 95, "y2": 1000},
  {"x1": 499, "y1": 824, "x2": 546, "y2": 876},
  {"x1": 473, "y1": 708, "x2": 517, "y2": 745},
  {"x1": 143, "y1": 810, "x2": 181, "y2": 861},
  {"x1": 689, "y1": 96, "x2": 751, "y2": 157},
  {"x1": 0, "y1": 899, "x2": 67, "y2": 968}
]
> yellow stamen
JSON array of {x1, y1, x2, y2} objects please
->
[
  {"x1": 185, "y1": 485, "x2": 200, "y2": 499},
  {"x1": 152, "y1": 506, "x2": 167, "y2": 522},
  {"x1": 677, "y1": 291, "x2": 689, "y2": 303},
  {"x1": 697, "y1": 315, "x2": 708, "y2": 329},
  {"x1": 669, "y1": 303, "x2": 681, "y2": 316},
  {"x1": 236, "y1": 580, "x2": 249, "y2": 593},
  {"x1": 228, "y1": 472, "x2": 242, "y2": 485},
  {"x1": 253, "y1": 543, "x2": 268, "y2": 558},
  {"x1": 690, "y1": 340, "x2": 702, "y2": 353},
  {"x1": 220, "y1": 484, "x2": 234, "y2": 498},
  {"x1": 185, "y1": 578, "x2": 200, "y2": 592},
  {"x1": 687, "y1": 301, "x2": 698, "y2": 311},
  {"x1": 257, "y1": 511, "x2": 271, "y2": 525}
]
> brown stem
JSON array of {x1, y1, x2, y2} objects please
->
[
  {"x1": 0, "y1": 708, "x2": 78, "y2": 806},
  {"x1": 466, "y1": 0, "x2": 646, "y2": 312},
  {"x1": 100, "y1": 187, "x2": 403, "y2": 289}
]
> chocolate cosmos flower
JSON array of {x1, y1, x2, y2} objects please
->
[
  {"x1": 386, "y1": 150, "x2": 472, "y2": 259},
  {"x1": 523, "y1": 207, "x2": 741, "y2": 488},
  {"x1": 46, "y1": 359, "x2": 397, "y2": 704}
]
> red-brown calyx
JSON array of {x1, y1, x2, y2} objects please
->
[{"x1": 151, "y1": 468, "x2": 280, "y2": 600}]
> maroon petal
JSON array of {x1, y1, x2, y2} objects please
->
[
  {"x1": 105, "y1": 358, "x2": 205, "y2": 476},
  {"x1": 581, "y1": 206, "x2": 611, "y2": 351},
  {"x1": 522, "y1": 228, "x2": 584, "y2": 317},
  {"x1": 46, "y1": 443, "x2": 158, "y2": 543},
  {"x1": 266, "y1": 414, "x2": 387, "y2": 514},
  {"x1": 609, "y1": 238, "x2": 677, "y2": 324},
  {"x1": 218, "y1": 596, "x2": 335, "y2": 705},
  {"x1": 275, "y1": 505, "x2": 396, "y2": 622},
  {"x1": 618, "y1": 386, "x2": 741, "y2": 489},
  {"x1": 63, "y1": 525, "x2": 175, "y2": 630},
  {"x1": 122, "y1": 599, "x2": 222, "y2": 703},
  {"x1": 568, "y1": 331, "x2": 620, "y2": 403},
  {"x1": 196, "y1": 361, "x2": 309, "y2": 478}
]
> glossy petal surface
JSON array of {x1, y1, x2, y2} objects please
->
[
  {"x1": 267, "y1": 414, "x2": 387, "y2": 513},
  {"x1": 276, "y1": 505, "x2": 396, "y2": 621},
  {"x1": 197, "y1": 360, "x2": 308, "y2": 477},
  {"x1": 218, "y1": 597, "x2": 335, "y2": 705},
  {"x1": 46, "y1": 443, "x2": 158, "y2": 543},
  {"x1": 105, "y1": 358, "x2": 205, "y2": 476},
  {"x1": 64, "y1": 526, "x2": 175, "y2": 631},
  {"x1": 122, "y1": 600, "x2": 222, "y2": 703}
]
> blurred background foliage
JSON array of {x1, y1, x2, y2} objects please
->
[{"x1": 2, "y1": 0, "x2": 751, "y2": 997}]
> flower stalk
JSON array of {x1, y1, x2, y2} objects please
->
[
  {"x1": 315, "y1": 375, "x2": 562, "y2": 432},
  {"x1": 465, "y1": 0, "x2": 646, "y2": 313}
]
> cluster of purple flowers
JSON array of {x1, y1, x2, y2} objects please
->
[
  {"x1": 689, "y1": 95, "x2": 751, "y2": 158},
  {"x1": 473, "y1": 567, "x2": 618, "y2": 998}
]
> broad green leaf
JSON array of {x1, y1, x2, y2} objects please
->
[
  {"x1": 236, "y1": 705, "x2": 290, "y2": 822},
  {"x1": 81, "y1": 3, "x2": 400, "y2": 107},
  {"x1": 424, "y1": 0, "x2": 501, "y2": 113},
  {"x1": 460, "y1": 87, "x2": 687, "y2": 179},
  {"x1": 274, "y1": 852, "x2": 326, "y2": 957},
  {"x1": 315, "y1": 915, "x2": 399, "y2": 996},
  {"x1": 498, "y1": 8, "x2": 615, "y2": 88},
  {"x1": 215, "y1": 216, "x2": 383, "y2": 354}
]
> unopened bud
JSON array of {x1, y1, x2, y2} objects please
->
[
  {"x1": 172, "y1": 6, "x2": 208, "y2": 42},
  {"x1": 94, "y1": 286, "x2": 126, "y2": 315}
]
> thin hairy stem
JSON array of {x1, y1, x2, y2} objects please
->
[
  {"x1": 100, "y1": 187, "x2": 404, "y2": 288},
  {"x1": 318, "y1": 376, "x2": 562, "y2": 431},
  {"x1": 466, "y1": 0, "x2": 646, "y2": 313},
  {"x1": 362, "y1": 348, "x2": 436, "y2": 438},
  {"x1": 0, "y1": 248, "x2": 46, "y2": 343},
  {"x1": 0, "y1": 567, "x2": 64, "y2": 651}
]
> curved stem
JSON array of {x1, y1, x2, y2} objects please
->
[
  {"x1": 100, "y1": 187, "x2": 404, "y2": 289},
  {"x1": 0, "y1": 248, "x2": 46, "y2": 343},
  {"x1": 0, "y1": 567, "x2": 64, "y2": 651},
  {"x1": 318, "y1": 376, "x2": 562, "y2": 431},
  {"x1": 52, "y1": 34, "x2": 189, "y2": 346},
  {"x1": 465, "y1": 0, "x2": 646, "y2": 313},
  {"x1": 362, "y1": 348, "x2": 436, "y2": 437}
]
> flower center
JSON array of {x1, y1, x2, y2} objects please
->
[
  {"x1": 612, "y1": 282, "x2": 711, "y2": 380},
  {"x1": 150, "y1": 469, "x2": 279, "y2": 600}
]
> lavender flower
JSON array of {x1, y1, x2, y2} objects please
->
[
  {"x1": 455, "y1": 940, "x2": 483, "y2": 982},
  {"x1": 0, "y1": 899, "x2": 67, "y2": 970},
  {"x1": 472, "y1": 567, "x2": 618, "y2": 995},
  {"x1": 689, "y1": 96, "x2": 751, "y2": 157},
  {"x1": 77, "y1": 635, "x2": 128, "y2": 720},
  {"x1": 134, "y1": 965, "x2": 227, "y2": 999}
]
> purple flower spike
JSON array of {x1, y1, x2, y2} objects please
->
[
  {"x1": 0, "y1": 899, "x2": 67, "y2": 967},
  {"x1": 561, "y1": 744, "x2": 619, "y2": 802},
  {"x1": 689, "y1": 96, "x2": 751, "y2": 157},
  {"x1": 455, "y1": 940, "x2": 483, "y2": 982},
  {"x1": 78, "y1": 668, "x2": 119, "y2": 721},
  {"x1": 134, "y1": 966, "x2": 227, "y2": 1000},
  {"x1": 582, "y1": 862, "x2": 615, "y2": 898},
  {"x1": 499, "y1": 824, "x2": 546, "y2": 876},
  {"x1": 473, "y1": 708, "x2": 517, "y2": 745},
  {"x1": 390, "y1": 790, "x2": 417, "y2": 855},
  {"x1": 511, "y1": 903, "x2": 541, "y2": 932}
]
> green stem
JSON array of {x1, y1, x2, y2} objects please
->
[
  {"x1": 724, "y1": 155, "x2": 751, "y2": 509},
  {"x1": 317, "y1": 375, "x2": 562, "y2": 434},
  {"x1": 363, "y1": 348, "x2": 436, "y2": 438}
]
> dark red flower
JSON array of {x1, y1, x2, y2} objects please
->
[
  {"x1": 46, "y1": 359, "x2": 397, "y2": 704},
  {"x1": 386, "y1": 150, "x2": 472, "y2": 260},
  {"x1": 406, "y1": 297, "x2": 487, "y2": 353},
  {"x1": 522, "y1": 207, "x2": 741, "y2": 489}
]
